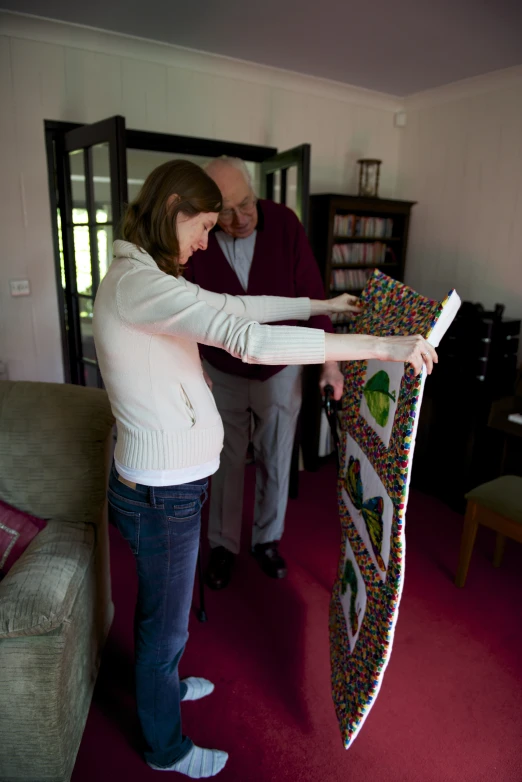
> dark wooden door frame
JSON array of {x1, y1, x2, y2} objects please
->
[
  {"x1": 50, "y1": 116, "x2": 128, "y2": 386},
  {"x1": 261, "y1": 143, "x2": 311, "y2": 232},
  {"x1": 45, "y1": 118, "x2": 278, "y2": 384}
]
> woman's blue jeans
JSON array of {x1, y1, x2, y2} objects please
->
[{"x1": 108, "y1": 464, "x2": 208, "y2": 768}]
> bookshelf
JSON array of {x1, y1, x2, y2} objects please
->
[
  {"x1": 310, "y1": 193, "x2": 415, "y2": 308},
  {"x1": 301, "y1": 194, "x2": 416, "y2": 470}
]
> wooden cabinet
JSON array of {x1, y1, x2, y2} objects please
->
[{"x1": 413, "y1": 305, "x2": 521, "y2": 510}]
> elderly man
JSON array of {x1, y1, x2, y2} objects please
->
[{"x1": 185, "y1": 157, "x2": 343, "y2": 589}]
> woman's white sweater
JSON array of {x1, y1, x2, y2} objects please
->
[{"x1": 93, "y1": 241, "x2": 326, "y2": 470}]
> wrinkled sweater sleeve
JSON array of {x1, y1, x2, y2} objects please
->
[
  {"x1": 116, "y1": 264, "x2": 325, "y2": 366},
  {"x1": 178, "y1": 277, "x2": 312, "y2": 323}
]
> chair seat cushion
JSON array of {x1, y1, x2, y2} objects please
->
[
  {"x1": 0, "y1": 520, "x2": 94, "y2": 639},
  {"x1": 466, "y1": 475, "x2": 522, "y2": 525},
  {"x1": 0, "y1": 499, "x2": 47, "y2": 579}
]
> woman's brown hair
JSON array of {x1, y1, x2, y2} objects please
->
[{"x1": 122, "y1": 159, "x2": 222, "y2": 277}]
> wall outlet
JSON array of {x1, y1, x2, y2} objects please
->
[{"x1": 10, "y1": 279, "x2": 31, "y2": 297}]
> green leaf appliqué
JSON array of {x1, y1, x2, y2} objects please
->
[{"x1": 363, "y1": 370, "x2": 396, "y2": 427}]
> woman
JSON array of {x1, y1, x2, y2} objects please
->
[{"x1": 93, "y1": 160, "x2": 436, "y2": 777}]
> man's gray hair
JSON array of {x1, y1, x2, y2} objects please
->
[{"x1": 205, "y1": 156, "x2": 253, "y2": 188}]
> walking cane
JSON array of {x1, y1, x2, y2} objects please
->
[{"x1": 323, "y1": 384, "x2": 340, "y2": 471}]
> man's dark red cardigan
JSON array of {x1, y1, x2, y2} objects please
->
[{"x1": 184, "y1": 199, "x2": 332, "y2": 381}]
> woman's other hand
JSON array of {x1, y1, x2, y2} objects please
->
[
  {"x1": 326, "y1": 293, "x2": 363, "y2": 315},
  {"x1": 310, "y1": 294, "x2": 363, "y2": 318}
]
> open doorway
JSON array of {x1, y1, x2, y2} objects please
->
[{"x1": 45, "y1": 115, "x2": 310, "y2": 388}]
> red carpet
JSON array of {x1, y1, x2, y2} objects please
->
[{"x1": 72, "y1": 462, "x2": 522, "y2": 782}]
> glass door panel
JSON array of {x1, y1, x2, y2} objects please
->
[
  {"x1": 57, "y1": 115, "x2": 128, "y2": 387},
  {"x1": 260, "y1": 144, "x2": 311, "y2": 232}
]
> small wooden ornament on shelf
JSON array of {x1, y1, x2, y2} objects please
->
[{"x1": 357, "y1": 159, "x2": 382, "y2": 197}]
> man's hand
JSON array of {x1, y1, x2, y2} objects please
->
[{"x1": 319, "y1": 361, "x2": 344, "y2": 401}]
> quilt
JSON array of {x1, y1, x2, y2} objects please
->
[{"x1": 330, "y1": 270, "x2": 461, "y2": 747}]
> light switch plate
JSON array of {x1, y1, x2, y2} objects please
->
[{"x1": 10, "y1": 279, "x2": 31, "y2": 297}]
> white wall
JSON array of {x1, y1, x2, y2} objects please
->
[
  {"x1": 397, "y1": 66, "x2": 522, "y2": 350},
  {"x1": 0, "y1": 12, "x2": 402, "y2": 382}
]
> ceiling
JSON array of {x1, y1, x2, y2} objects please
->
[{"x1": 4, "y1": 0, "x2": 522, "y2": 96}]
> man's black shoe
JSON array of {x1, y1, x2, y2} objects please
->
[
  {"x1": 205, "y1": 546, "x2": 235, "y2": 590},
  {"x1": 251, "y1": 542, "x2": 287, "y2": 579}
]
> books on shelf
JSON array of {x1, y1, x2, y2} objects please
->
[
  {"x1": 334, "y1": 214, "x2": 355, "y2": 236},
  {"x1": 331, "y1": 313, "x2": 354, "y2": 333},
  {"x1": 334, "y1": 213, "x2": 393, "y2": 238},
  {"x1": 332, "y1": 241, "x2": 388, "y2": 265},
  {"x1": 330, "y1": 268, "x2": 374, "y2": 291}
]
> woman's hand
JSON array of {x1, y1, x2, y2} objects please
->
[
  {"x1": 377, "y1": 335, "x2": 438, "y2": 375},
  {"x1": 324, "y1": 333, "x2": 438, "y2": 377},
  {"x1": 310, "y1": 294, "x2": 363, "y2": 317},
  {"x1": 328, "y1": 293, "x2": 363, "y2": 315}
]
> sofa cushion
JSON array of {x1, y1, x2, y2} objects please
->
[
  {"x1": 0, "y1": 381, "x2": 114, "y2": 525},
  {"x1": 0, "y1": 499, "x2": 47, "y2": 579},
  {"x1": 0, "y1": 520, "x2": 94, "y2": 638}
]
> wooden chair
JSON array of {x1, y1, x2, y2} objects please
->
[{"x1": 455, "y1": 475, "x2": 522, "y2": 587}]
